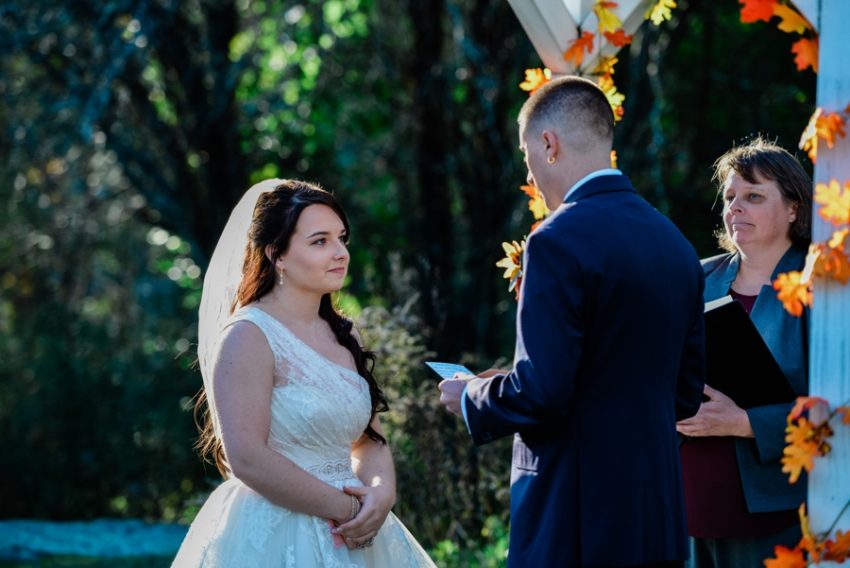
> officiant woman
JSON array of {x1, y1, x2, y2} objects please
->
[{"x1": 676, "y1": 137, "x2": 812, "y2": 567}]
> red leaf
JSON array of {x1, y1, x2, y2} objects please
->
[
  {"x1": 739, "y1": 0, "x2": 777, "y2": 23},
  {"x1": 791, "y1": 37, "x2": 819, "y2": 73},
  {"x1": 563, "y1": 31, "x2": 595, "y2": 67},
  {"x1": 603, "y1": 29, "x2": 633, "y2": 47}
]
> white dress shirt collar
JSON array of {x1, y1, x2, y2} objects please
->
[{"x1": 563, "y1": 168, "x2": 622, "y2": 202}]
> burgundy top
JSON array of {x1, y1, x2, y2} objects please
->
[{"x1": 680, "y1": 290, "x2": 797, "y2": 538}]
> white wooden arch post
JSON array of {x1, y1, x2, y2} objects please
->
[
  {"x1": 508, "y1": 0, "x2": 850, "y2": 550},
  {"x1": 506, "y1": 0, "x2": 646, "y2": 74},
  {"x1": 796, "y1": 0, "x2": 850, "y2": 547}
]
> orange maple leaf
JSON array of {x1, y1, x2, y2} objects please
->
[
  {"x1": 773, "y1": 3, "x2": 812, "y2": 34},
  {"x1": 791, "y1": 37, "x2": 819, "y2": 73},
  {"x1": 519, "y1": 68, "x2": 551, "y2": 94},
  {"x1": 810, "y1": 241, "x2": 850, "y2": 284},
  {"x1": 785, "y1": 416, "x2": 816, "y2": 446},
  {"x1": 788, "y1": 396, "x2": 829, "y2": 422},
  {"x1": 739, "y1": 0, "x2": 777, "y2": 23},
  {"x1": 782, "y1": 436, "x2": 818, "y2": 483},
  {"x1": 817, "y1": 112, "x2": 847, "y2": 150},
  {"x1": 564, "y1": 31, "x2": 595, "y2": 67},
  {"x1": 837, "y1": 406, "x2": 850, "y2": 426},
  {"x1": 773, "y1": 271, "x2": 812, "y2": 316},
  {"x1": 815, "y1": 180, "x2": 850, "y2": 226},
  {"x1": 764, "y1": 544, "x2": 807, "y2": 568},
  {"x1": 520, "y1": 184, "x2": 549, "y2": 220},
  {"x1": 603, "y1": 29, "x2": 633, "y2": 47},
  {"x1": 825, "y1": 530, "x2": 850, "y2": 562}
]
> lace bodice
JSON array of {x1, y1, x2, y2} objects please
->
[{"x1": 223, "y1": 306, "x2": 372, "y2": 482}]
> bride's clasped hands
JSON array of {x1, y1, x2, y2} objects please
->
[{"x1": 333, "y1": 467, "x2": 397, "y2": 548}]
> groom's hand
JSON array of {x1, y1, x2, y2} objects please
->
[
  {"x1": 438, "y1": 376, "x2": 471, "y2": 417},
  {"x1": 477, "y1": 367, "x2": 509, "y2": 378}
]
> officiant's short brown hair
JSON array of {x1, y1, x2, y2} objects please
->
[{"x1": 712, "y1": 136, "x2": 812, "y2": 252}]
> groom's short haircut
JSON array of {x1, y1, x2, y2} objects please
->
[{"x1": 518, "y1": 76, "x2": 614, "y2": 151}]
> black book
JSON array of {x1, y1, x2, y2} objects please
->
[{"x1": 703, "y1": 295, "x2": 797, "y2": 408}]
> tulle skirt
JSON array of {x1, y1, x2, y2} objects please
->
[{"x1": 171, "y1": 478, "x2": 435, "y2": 568}]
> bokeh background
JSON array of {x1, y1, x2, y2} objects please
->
[{"x1": 0, "y1": 0, "x2": 815, "y2": 565}]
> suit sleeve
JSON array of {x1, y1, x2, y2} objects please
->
[
  {"x1": 746, "y1": 402, "x2": 793, "y2": 463},
  {"x1": 676, "y1": 266, "x2": 706, "y2": 421},
  {"x1": 463, "y1": 231, "x2": 584, "y2": 446}
]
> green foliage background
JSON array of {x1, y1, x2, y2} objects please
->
[{"x1": 0, "y1": 0, "x2": 814, "y2": 563}]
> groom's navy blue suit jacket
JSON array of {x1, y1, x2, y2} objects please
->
[{"x1": 464, "y1": 174, "x2": 706, "y2": 567}]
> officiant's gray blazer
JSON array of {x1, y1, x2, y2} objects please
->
[{"x1": 702, "y1": 245, "x2": 808, "y2": 513}]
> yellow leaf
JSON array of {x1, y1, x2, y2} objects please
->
[
  {"x1": 645, "y1": 0, "x2": 677, "y2": 26},
  {"x1": 799, "y1": 107, "x2": 822, "y2": 163},
  {"x1": 594, "y1": 0, "x2": 622, "y2": 33},
  {"x1": 598, "y1": 75, "x2": 625, "y2": 122},
  {"x1": 593, "y1": 56, "x2": 619, "y2": 76},
  {"x1": 520, "y1": 184, "x2": 550, "y2": 220},
  {"x1": 610, "y1": 150, "x2": 618, "y2": 169},
  {"x1": 829, "y1": 228, "x2": 850, "y2": 250},
  {"x1": 815, "y1": 180, "x2": 850, "y2": 226},
  {"x1": 519, "y1": 68, "x2": 552, "y2": 94},
  {"x1": 773, "y1": 3, "x2": 812, "y2": 35}
]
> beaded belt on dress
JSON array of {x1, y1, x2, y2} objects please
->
[{"x1": 306, "y1": 458, "x2": 356, "y2": 482}]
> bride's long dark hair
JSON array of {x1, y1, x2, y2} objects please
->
[{"x1": 195, "y1": 180, "x2": 389, "y2": 477}]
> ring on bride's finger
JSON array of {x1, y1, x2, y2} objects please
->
[{"x1": 357, "y1": 537, "x2": 375, "y2": 549}]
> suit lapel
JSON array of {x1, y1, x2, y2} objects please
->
[{"x1": 704, "y1": 254, "x2": 739, "y2": 301}]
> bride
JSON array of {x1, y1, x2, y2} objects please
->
[{"x1": 173, "y1": 179, "x2": 435, "y2": 567}]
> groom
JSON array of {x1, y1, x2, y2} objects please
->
[{"x1": 439, "y1": 76, "x2": 705, "y2": 567}]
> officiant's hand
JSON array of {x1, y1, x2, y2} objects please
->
[
  {"x1": 438, "y1": 375, "x2": 472, "y2": 416},
  {"x1": 676, "y1": 385, "x2": 754, "y2": 438},
  {"x1": 334, "y1": 484, "x2": 394, "y2": 549}
]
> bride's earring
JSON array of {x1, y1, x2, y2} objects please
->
[{"x1": 278, "y1": 269, "x2": 284, "y2": 286}]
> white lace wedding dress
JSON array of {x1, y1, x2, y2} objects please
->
[{"x1": 172, "y1": 306, "x2": 435, "y2": 567}]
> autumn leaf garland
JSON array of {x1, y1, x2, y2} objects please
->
[
  {"x1": 773, "y1": 160, "x2": 850, "y2": 316},
  {"x1": 756, "y1": 1, "x2": 850, "y2": 554},
  {"x1": 739, "y1": 0, "x2": 818, "y2": 72},
  {"x1": 765, "y1": 396, "x2": 850, "y2": 566}
]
